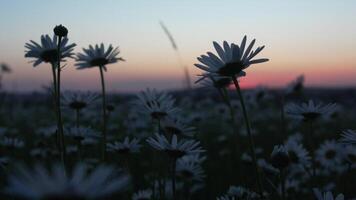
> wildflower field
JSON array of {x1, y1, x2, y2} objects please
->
[{"x1": 0, "y1": 24, "x2": 355, "y2": 200}]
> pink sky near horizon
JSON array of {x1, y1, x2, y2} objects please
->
[{"x1": 1, "y1": 0, "x2": 356, "y2": 92}]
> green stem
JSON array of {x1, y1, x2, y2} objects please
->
[
  {"x1": 99, "y1": 66, "x2": 107, "y2": 161},
  {"x1": 232, "y1": 76, "x2": 263, "y2": 196}
]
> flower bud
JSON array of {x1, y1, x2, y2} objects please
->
[{"x1": 54, "y1": 24, "x2": 68, "y2": 37}]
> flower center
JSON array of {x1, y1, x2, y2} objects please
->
[
  {"x1": 69, "y1": 101, "x2": 87, "y2": 110},
  {"x1": 165, "y1": 149, "x2": 186, "y2": 158},
  {"x1": 40, "y1": 49, "x2": 58, "y2": 63},
  {"x1": 90, "y1": 57, "x2": 109, "y2": 67},
  {"x1": 288, "y1": 151, "x2": 299, "y2": 164},
  {"x1": 325, "y1": 150, "x2": 336, "y2": 159},
  {"x1": 151, "y1": 112, "x2": 167, "y2": 120},
  {"x1": 217, "y1": 61, "x2": 244, "y2": 77},
  {"x1": 180, "y1": 169, "x2": 194, "y2": 178},
  {"x1": 302, "y1": 112, "x2": 321, "y2": 121}
]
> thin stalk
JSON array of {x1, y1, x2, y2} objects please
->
[
  {"x1": 280, "y1": 95, "x2": 287, "y2": 136},
  {"x1": 171, "y1": 157, "x2": 177, "y2": 200},
  {"x1": 232, "y1": 76, "x2": 263, "y2": 195},
  {"x1": 51, "y1": 65, "x2": 60, "y2": 151},
  {"x1": 99, "y1": 66, "x2": 107, "y2": 161},
  {"x1": 56, "y1": 37, "x2": 66, "y2": 165},
  {"x1": 308, "y1": 120, "x2": 316, "y2": 177},
  {"x1": 280, "y1": 170, "x2": 286, "y2": 200},
  {"x1": 75, "y1": 109, "x2": 80, "y2": 128},
  {"x1": 77, "y1": 140, "x2": 82, "y2": 161}
]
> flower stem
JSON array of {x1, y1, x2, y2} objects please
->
[
  {"x1": 75, "y1": 109, "x2": 80, "y2": 128},
  {"x1": 171, "y1": 157, "x2": 177, "y2": 200},
  {"x1": 280, "y1": 170, "x2": 286, "y2": 200},
  {"x1": 99, "y1": 66, "x2": 107, "y2": 161},
  {"x1": 56, "y1": 36, "x2": 66, "y2": 163},
  {"x1": 232, "y1": 76, "x2": 263, "y2": 195}
]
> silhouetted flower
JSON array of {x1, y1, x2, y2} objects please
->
[
  {"x1": 313, "y1": 188, "x2": 344, "y2": 200},
  {"x1": 285, "y1": 75, "x2": 304, "y2": 95},
  {"x1": 62, "y1": 91, "x2": 99, "y2": 111},
  {"x1": 315, "y1": 140, "x2": 343, "y2": 170},
  {"x1": 146, "y1": 134, "x2": 204, "y2": 158},
  {"x1": 5, "y1": 164, "x2": 130, "y2": 199},
  {"x1": 340, "y1": 130, "x2": 356, "y2": 145},
  {"x1": 53, "y1": 24, "x2": 68, "y2": 37},
  {"x1": 25, "y1": 35, "x2": 76, "y2": 67},
  {"x1": 271, "y1": 145, "x2": 290, "y2": 170},
  {"x1": 194, "y1": 36, "x2": 268, "y2": 81},
  {"x1": 132, "y1": 189, "x2": 152, "y2": 200},
  {"x1": 0, "y1": 63, "x2": 12, "y2": 73},
  {"x1": 161, "y1": 117, "x2": 196, "y2": 137},
  {"x1": 65, "y1": 126, "x2": 100, "y2": 142},
  {"x1": 285, "y1": 100, "x2": 337, "y2": 121},
  {"x1": 136, "y1": 88, "x2": 179, "y2": 120},
  {"x1": 75, "y1": 44, "x2": 124, "y2": 71},
  {"x1": 176, "y1": 155, "x2": 205, "y2": 181},
  {"x1": 107, "y1": 137, "x2": 141, "y2": 154}
]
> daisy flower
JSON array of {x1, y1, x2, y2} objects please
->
[
  {"x1": 315, "y1": 140, "x2": 343, "y2": 171},
  {"x1": 176, "y1": 156, "x2": 205, "y2": 181},
  {"x1": 5, "y1": 163, "x2": 130, "y2": 200},
  {"x1": 107, "y1": 137, "x2": 141, "y2": 154},
  {"x1": 136, "y1": 88, "x2": 179, "y2": 120},
  {"x1": 285, "y1": 100, "x2": 337, "y2": 121},
  {"x1": 25, "y1": 35, "x2": 76, "y2": 67},
  {"x1": 0, "y1": 137, "x2": 24, "y2": 148},
  {"x1": 285, "y1": 75, "x2": 304, "y2": 95},
  {"x1": 161, "y1": 117, "x2": 196, "y2": 137},
  {"x1": 75, "y1": 43, "x2": 124, "y2": 70},
  {"x1": 132, "y1": 189, "x2": 152, "y2": 200},
  {"x1": 194, "y1": 35, "x2": 268, "y2": 81},
  {"x1": 339, "y1": 130, "x2": 356, "y2": 145},
  {"x1": 284, "y1": 140, "x2": 311, "y2": 170},
  {"x1": 146, "y1": 134, "x2": 204, "y2": 158},
  {"x1": 271, "y1": 145, "x2": 290, "y2": 170},
  {"x1": 61, "y1": 91, "x2": 99, "y2": 111},
  {"x1": 64, "y1": 126, "x2": 100, "y2": 142},
  {"x1": 313, "y1": 188, "x2": 344, "y2": 200}
]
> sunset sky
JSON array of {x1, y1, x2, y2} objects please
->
[{"x1": 0, "y1": 0, "x2": 355, "y2": 92}]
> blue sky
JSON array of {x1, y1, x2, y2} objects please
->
[{"x1": 1, "y1": 0, "x2": 356, "y2": 92}]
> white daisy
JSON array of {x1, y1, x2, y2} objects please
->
[
  {"x1": 25, "y1": 35, "x2": 76, "y2": 67},
  {"x1": 61, "y1": 91, "x2": 99, "y2": 111},
  {"x1": 313, "y1": 188, "x2": 344, "y2": 200},
  {"x1": 315, "y1": 140, "x2": 343, "y2": 171},
  {"x1": 5, "y1": 164, "x2": 130, "y2": 199},
  {"x1": 0, "y1": 137, "x2": 24, "y2": 148},
  {"x1": 284, "y1": 140, "x2": 311, "y2": 171},
  {"x1": 340, "y1": 130, "x2": 356, "y2": 145},
  {"x1": 64, "y1": 126, "x2": 100, "y2": 142},
  {"x1": 136, "y1": 88, "x2": 179, "y2": 120},
  {"x1": 132, "y1": 189, "x2": 152, "y2": 200},
  {"x1": 176, "y1": 156, "x2": 205, "y2": 181},
  {"x1": 194, "y1": 35, "x2": 268, "y2": 81},
  {"x1": 271, "y1": 145, "x2": 290, "y2": 170},
  {"x1": 107, "y1": 137, "x2": 141, "y2": 154},
  {"x1": 285, "y1": 100, "x2": 337, "y2": 121},
  {"x1": 146, "y1": 134, "x2": 204, "y2": 158},
  {"x1": 75, "y1": 43, "x2": 124, "y2": 70},
  {"x1": 161, "y1": 116, "x2": 196, "y2": 137}
]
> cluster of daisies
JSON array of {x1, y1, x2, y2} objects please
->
[{"x1": 0, "y1": 25, "x2": 355, "y2": 200}]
